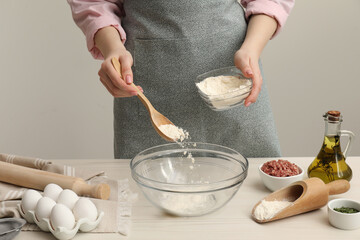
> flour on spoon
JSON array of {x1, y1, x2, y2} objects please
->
[{"x1": 158, "y1": 124, "x2": 189, "y2": 142}]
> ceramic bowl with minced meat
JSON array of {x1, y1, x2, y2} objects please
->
[{"x1": 258, "y1": 159, "x2": 304, "y2": 192}]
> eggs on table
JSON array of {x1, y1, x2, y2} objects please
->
[
  {"x1": 21, "y1": 189, "x2": 42, "y2": 213},
  {"x1": 20, "y1": 183, "x2": 99, "y2": 230}
]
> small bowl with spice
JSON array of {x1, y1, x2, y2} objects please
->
[
  {"x1": 195, "y1": 66, "x2": 252, "y2": 111},
  {"x1": 328, "y1": 198, "x2": 360, "y2": 230},
  {"x1": 258, "y1": 159, "x2": 304, "y2": 192}
]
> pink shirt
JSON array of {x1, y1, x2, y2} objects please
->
[{"x1": 67, "y1": 0, "x2": 295, "y2": 59}]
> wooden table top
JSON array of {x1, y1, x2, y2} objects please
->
[{"x1": 18, "y1": 157, "x2": 360, "y2": 240}]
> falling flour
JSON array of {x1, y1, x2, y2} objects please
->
[
  {"x1": 253, "y1": 200, "x2": 293, "y2": 221},
  {"x1": 158, "y1": 124, "x2": 195, "y2": 167}
]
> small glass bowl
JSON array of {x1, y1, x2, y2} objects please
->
[
  {"x1": 130, "y1": 142, "x2": 248, "y2": 216},
  {"x1": 195, "y1": 66, "x2": 252, "y2": 111}
]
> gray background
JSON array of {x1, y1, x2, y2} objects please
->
[{"x1": 0, "y1": 0, "x2": 359, "y2": 159}]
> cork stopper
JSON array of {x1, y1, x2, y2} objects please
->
[{"x1": 324, "y1": 110, "x2": 342, "y2": 122}]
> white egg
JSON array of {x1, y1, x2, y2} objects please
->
[
  {"x1": 43, "y1": 183, "x2": 63, "y2": 201},
  {"x1": 73, "y1": 198, "x2": 98, "y2": 221},
  {"x1": 21, "y1": 189, "x2": 42, "y2": 213},
  {"x1": 50, "y1": 203, "x2": 75, "y2": 230},
  {"x1": 35, "y1": 197, "x2": 56, "y2": 221},
  {"x1": 57, "y1": 189, "x2": 79, "y2": 209}
]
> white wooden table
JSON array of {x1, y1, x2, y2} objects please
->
[{"x1": 18, "y1": 157, "x2": 360, "y2": 240}]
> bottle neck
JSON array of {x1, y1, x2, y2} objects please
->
[{"x1": 324, "y1": 120, "x2": 341, "y2": 136}]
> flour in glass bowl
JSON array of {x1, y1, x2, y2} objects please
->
[
  {"x1": 196, "y1": 75, "x2": 251, "y2": 96},
  {"x1": 160, "y1": 193, "x2": 217, "y2": 216},
  {"x1": 196, "y1": 75, "x2": 252, "y2": 110}
]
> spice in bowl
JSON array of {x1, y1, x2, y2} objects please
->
[
  {"x1": 261, "y1": 159, "x2": 301, "y2": 177},
  {"x1": 334, "y1": 206, "x2": 360, "y2": 214},
  {"x1": 328, "y1": 198, "x2": 360, "y2": 230}
]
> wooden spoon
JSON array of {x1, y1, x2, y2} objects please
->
[
  {"x1": 252, "y1": 178, "x2": 350, "y2": 223},
  {"x1": 111, "y1": 57, "x2": 176, "y2": 142}
]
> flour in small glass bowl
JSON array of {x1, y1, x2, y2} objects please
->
[
  {"x1": 196, "y1": 75, "x2": 250, "y2": 95},
  {"x1": 196, "y1": 75, "x2": 252, "y2": 110}
]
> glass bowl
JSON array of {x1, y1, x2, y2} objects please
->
[
  {"x1": 195, "y1": 66, "x2": 252, "y2": 111},
  {"x1": 130, "y1": 142, "x2": 248, "y2": 216}
]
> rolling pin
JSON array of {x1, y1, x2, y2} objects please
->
[{"x1": 0, "y1": 161, "x2": 110, "y2": 200}]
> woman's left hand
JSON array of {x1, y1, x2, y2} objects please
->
[
  {"x1": 234, "y1": 14, "x2": 278, "y2": 107},
  {"x1": 234, "y1": 48, "x2": 262, "y2": 107}
]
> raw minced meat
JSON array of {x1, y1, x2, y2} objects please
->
[{"x1": 261, "y1": 159, "x2": 301, "y2": 177}]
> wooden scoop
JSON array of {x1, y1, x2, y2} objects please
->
[
  {"x1": 252, "y1": 178, "x2": 350, "y2": 223},
  {"x1": 111, "y1": 57, "x2": 176, "y2": 142},
  {"x1": 0, "y1": 161, "x2": 110, "y2": 200}
]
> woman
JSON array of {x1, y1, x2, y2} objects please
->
[{"x1": 67, "y1": 0, "x2": 295, "y2": 158}]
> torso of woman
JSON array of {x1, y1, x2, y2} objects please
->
[{"x1": 114, "y1": 0, "x2": 281, "y2": 159}]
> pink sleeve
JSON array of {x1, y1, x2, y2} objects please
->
[
  {"x1": 240, "y1": 0, "x2": 295, "y2": 38},
  {"x1": 67, "y1": 0, "x2": 126, "y2": 59}
]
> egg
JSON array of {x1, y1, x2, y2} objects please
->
[
  {"x1": 73, "y1": 198, "x2": 98, "y2": 221},
  {"x1": 21, "y1": 189, "x2": 42, "y2": 213},
  {"x1": 35, "y1": 197, "x2": 56, "y2": 221},
  {"x1": 43, "y1": 183, "x2": 63, "y2": 201},
  {"x1": 50, "y1": 203, "x2": 75, "y2": 230},
  {"x1": 57, "y1": 189, "x2": 79, "y2": 209}
]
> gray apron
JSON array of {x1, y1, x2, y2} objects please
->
[{"x1": 114, "y1": 0, "x2": 281, "y2": 158}]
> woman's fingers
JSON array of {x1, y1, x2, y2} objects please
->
[
  {"x1": 98, "y1": 68, "x2": 137, "y2": 97},
  {"x1": 234, "y1": 49, "x2": 262, "y2": 107},
  {"x1": 103, "y1": 59, "x2": 126, "y2": 89},
  {"x1": 119, "y1": 52, "x2": 134, "y2": 85},
  {"x1": 98, "y1": 51, "x2": 140, "y2": 97},
  {"x1": 234, "y1": 50, "x2": 253, "y2": 78},
  {"x1": 244, "y1": 59, "x2": 262, "y2": 107}
]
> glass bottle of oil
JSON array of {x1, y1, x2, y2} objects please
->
[{"x1": 307, "y1": 110, "x2": 355, "y2": 183}]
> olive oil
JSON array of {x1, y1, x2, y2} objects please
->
[
  {"x1": 307, "y1": 111, "x2": 354, "y2": 183},
  {"x1": 307, "y1": 135, "x2": 352, "y2": 183}
]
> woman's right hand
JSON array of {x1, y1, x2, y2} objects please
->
[
  {"x1": 95, "y1": 26, "x2": 142, "y2": 97},
  {"x1": 98, "y1": 50, "x2": 143, "y2": 97}
]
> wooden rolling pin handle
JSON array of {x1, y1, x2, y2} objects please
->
[
  {"x1": 326, "y1": 179, "x2": 350, "y2": 195},
  {"x1": 0, "y1": 161, "x2": 111, "y2": 200},
  {"x1": 72, "y1": 180, "x2": 111, "y2": 200}
]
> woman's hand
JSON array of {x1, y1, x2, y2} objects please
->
[
  {"x1": 95, "y1": 26, "x2": 142, "y2": 97},
  {"x1": 234, "y1": 48, "x2": 262, "y2": 107},
  {"x1": 234, "y1": 14, "x2": 278, "y2": 107},
  {"x1": 98, "y1": 50, "x2": 143, "y2": 97}
]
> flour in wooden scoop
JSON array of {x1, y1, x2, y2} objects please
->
[{"x1": 254, "y1": 200, "x2": 293, "y2": 221}]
